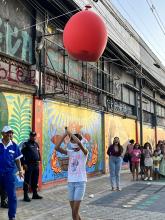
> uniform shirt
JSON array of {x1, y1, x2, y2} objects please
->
[
  {"x1": 21, "y1": 140, "x2": 41, "y2": 165},
  {"x1": 67, "y1": 147, "x2": 88, "y2": 182},
  {"x1": 0, "y1": 139, "x2": 23, "y2": 173}
]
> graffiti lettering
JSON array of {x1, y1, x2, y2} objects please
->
[
  {"x1": 0, "y1": 17, "x2": 32, "y2": 63},
  {"x1": 0, "y1": 60, "x2": 37, "y2": 85}
]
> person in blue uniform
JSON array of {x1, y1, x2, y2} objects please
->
[
  {"x1": 21, "y1": 131, "x2": 43, "y2": 202},
  {"x1": 0, "y1": 125, "x2": 24, "y2": 220},
  {"x1": 0, "y1": 130, "x2": 14, "y2": 209}
]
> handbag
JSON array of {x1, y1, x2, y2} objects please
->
[{"x1": 123, "y1": 153, "x2": 129, "y2": 163}]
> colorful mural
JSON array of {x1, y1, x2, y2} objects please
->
[
  {"x1": 33, "y1": 98, "x2": 43, "y2": 187},
  {"x1": 0, "y1": 92, "x2": 32, "y2": 186},
  {"x1": 42, "y1": 101, "x2": 103, "y2": 183},
  {"x1": 104, "y1": 114, "x2": 136, "y2": 172},
  {"x1": 0, "y1": 92, "x2": 32, "y2": 143}
]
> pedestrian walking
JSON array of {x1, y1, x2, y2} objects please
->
[
  {"x1": 21, "y1": 131, "x2": 43, "y2": 202},
  {"x1": 107, "y1": 137, "x2": 123, "y2": 191},
  {"x1": 55, "y1": 127, "x2": 88, "y2": 220},
  {"x1": 0, "y1": 125, "x2": 24, "y2": 220}
]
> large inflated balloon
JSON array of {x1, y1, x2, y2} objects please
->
[{"x1": 63, "y1": 6, "x2": 108, "y2": 62}]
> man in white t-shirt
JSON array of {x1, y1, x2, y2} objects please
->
[{"x1": 55, "y1": 129, "x2": 88, "y2": 220}]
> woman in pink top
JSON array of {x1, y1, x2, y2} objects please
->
[{"x1": 131, "y1": 143, "x2": 141, "y2": 181}]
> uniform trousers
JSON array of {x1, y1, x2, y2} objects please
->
[
  {"x1": 0, "y1": 172, "x2": 17, "y2": 219},
  {"x1": 23, "y1": 163, "x2": 39, "y2": 194}
]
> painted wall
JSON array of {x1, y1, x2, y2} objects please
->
[
  {"x1": 157, "y1": 127, "x2": 165, "y2": 142},
  {"x1": 0, "y1": 92, "x2": 32, "y2": 142},
  {"x1": 0, "y1": 0, "x2": 34, "y2": 63},
  {"x1": 42, "y1": 101, "x2": 103, "y2": 183},
  {"x1": 0, "y1": 92, "x2": 32, "y2": 186},
  {"x1": 104, "y1": 114, "x2": 136, "y2": 172},
  {"x1": 138, "y1": 123, "x2": 155, "y2": 148}
]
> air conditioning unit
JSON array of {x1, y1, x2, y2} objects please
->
[{"x1": 99, "y1": 94, "x2": 107, "y2": 107}]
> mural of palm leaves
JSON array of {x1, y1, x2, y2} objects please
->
[
  {"x1": 9, "y1": 96, "x2": 31, "y2": 144},
  {"x1": 0, "y1": 92, "x2": 9, "y2": 135}
]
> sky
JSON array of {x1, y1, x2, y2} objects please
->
[{"x1": 110, "y1": 0, "x2": 165, "y2": 65}]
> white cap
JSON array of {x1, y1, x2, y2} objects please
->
[{"x1": 2, "y1": 125, "x2": 13, "y2": 133}]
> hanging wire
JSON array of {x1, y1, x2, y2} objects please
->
[
  {"x1": 145, "y1": 0, "x2": 165, "y2": 35},
  {"x1": 114, "y1": 0, "x2": 165, "y2": 63},
  {"x1": 92, "y1": 0, "x2": 165, "y2": 86},
  {"x1": 1, "y1": 0, "x2": 165, "y2": 91}
]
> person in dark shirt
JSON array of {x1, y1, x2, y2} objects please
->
[
  {"x1": 21, "y1": 131, "x2": 43, "y2": 202},
  {"x1": 107, "y1": 137, "x2": 123, "y2": 191}
]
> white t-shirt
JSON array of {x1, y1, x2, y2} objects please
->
[{"x1": 67, "y1": 148, "x2": 88, "y2": 182}]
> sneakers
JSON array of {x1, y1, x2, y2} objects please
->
[
  {"x1": 149, "y1": 177, "x2": 153, "y2": 181},
  {"x1": 32, "y1": 194, "x2": 43, "y2": 199},
  {"x1": 144, "y1": 177, "x2": 148, "y2": 181},
  {"x1": 116, "y1": 187, "x2": 122, "y2": 191},
  {"x1": 9, "y1": 218, "x2": 15, "y2": 220},
  {"x1": 111, "y1": 187, "x2": 122, "y2": 191}
]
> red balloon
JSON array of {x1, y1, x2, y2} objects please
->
[{"x1": 63, "y1": 6, "x2": 108, "y2": 62}]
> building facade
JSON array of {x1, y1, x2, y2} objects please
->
[{"x1": 0, "y1": 0, "x2": 165, "y2": 187}]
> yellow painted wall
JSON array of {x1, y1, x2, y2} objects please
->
[
  {"x1": 104, "y1": 114, "x2": 136, "y2": 173},
  {"x1": 138, "y1": 123, "x2": 155, "y2": 148},
  {"x1": 157, "y1": 127, "x2": 165, "y2": 142}
]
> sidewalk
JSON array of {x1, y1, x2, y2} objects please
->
[{"x1": 1, "y1": 172, "x2": 165, "y2": 220}]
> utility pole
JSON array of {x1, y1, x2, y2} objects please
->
[{"x1": 139, "y1": 64, "x2": 143, "y2": 145}]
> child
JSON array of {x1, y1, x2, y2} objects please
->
[
  {"x1": 143, "y1": 142, "x2": 153, "y2": 181},
  {"x1": 55, "y1": 128, "x2": 88, "y2": 220},
  {"x1": 153, "y1": 150, "x2": 162, "y2": 180},
  {"x1": 131, "y1": 143, "x2": 141, "y2": 181}
]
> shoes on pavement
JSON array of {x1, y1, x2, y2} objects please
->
[
  {"x1": 23, "y1": 193, "x2": 31, "y2": 202},
  {"x1": 9, "y1": 218, "x2": 15, "y2": 220},
  {"x1": 111, "y1": 187, "x2": 115, "y2": 191},
  {"x1": 144, "y1": 177, "x2": 148, "y2": 181},
  {"x1": 116, "y1": 187, "x2": 122, "y2": 191},
  {"x1": 32, "y1": 194, "x2": 43, "y2": 199},
  {"x1": 149, "y1": 177, "x2": 153, "y2": 181}
]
